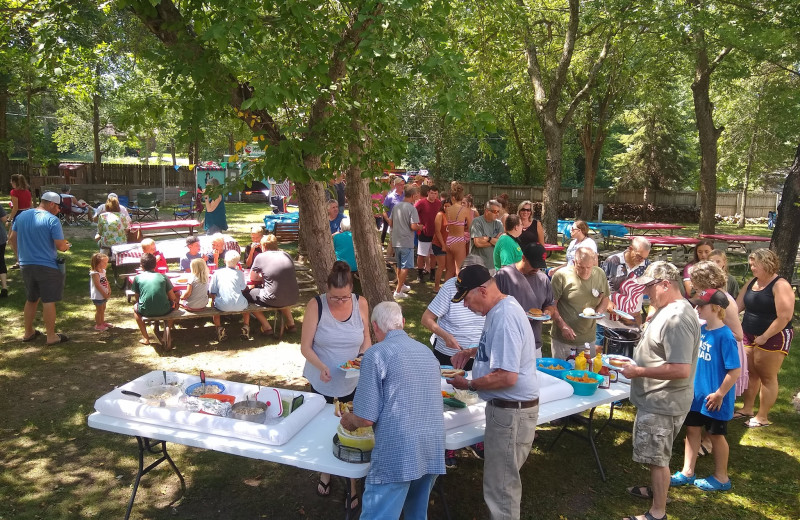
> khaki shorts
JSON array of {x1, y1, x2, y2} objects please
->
[
  {"x1": 550, "y1": 336, "x2": 577, "y2": 360},
  {"x1": 632, "y1": 410, "x2": 686, "y2": 467}
]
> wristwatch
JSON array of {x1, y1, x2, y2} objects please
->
[{"x1": 467, "y1": 380, "x2": 476, "y2": 392}]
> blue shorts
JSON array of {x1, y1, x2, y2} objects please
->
[
  {"x1": 432, "y1": 243, "x2": 445, "y2": 256},
  {"x1": 92, "y1": 299, "x2": 107, "y2": 306},
  {"x1": 395, "y1": 247, "x2": 415, "y2": 270}
]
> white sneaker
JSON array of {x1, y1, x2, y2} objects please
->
[
  {"x1": 400, "y1": 284, "x2": 411, "y2": 293},
  {"x1": 393, "y1": 291, "x2": 409, "y2": 299}
]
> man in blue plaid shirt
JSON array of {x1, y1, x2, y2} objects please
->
[{"x1": 340, "y1": 301, "x2": 445, "y2": 519}]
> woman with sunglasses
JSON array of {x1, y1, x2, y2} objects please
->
[
  {"x1": 300, "y1": 260, "x2": 371, "y2": 507},
  {"x1": 515, "y1": 200, "x2": 545, "y2": 248}
]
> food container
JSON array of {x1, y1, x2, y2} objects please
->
[
  {"x1": 563, "y1": 370, "x2": 603, "y2": 396},
  {"x1": 537, "y1": 357, "x2": 570, "y2": 379},
  {"x1": 185, "y1": 381, "x2": 226, "y2": 397},
  {"x1": 336, "y1": 424, "x2": 375, "y2": 451},
  {"x1": 454, "y1": 389, "x2": 480, "y2": 405},
  {"x1": 230, "y1": 400, "x2": 267, "y2": 423},
  {"x1": 133, "y1": 385, "x2": 182, "y2": 406}
]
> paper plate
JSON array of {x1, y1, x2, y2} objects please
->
[
  {"x1": 612, "y1": 309, "x2": 635, "y2": 320},
  {"x1": 527, "y1": 313, "x2": 551, "y2": 321},
  {"x1": 578, "y1": 313, "x2": 606, "y2": 319}
]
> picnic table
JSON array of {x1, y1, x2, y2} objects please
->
[
  {"x1": 699, "y1": 233, "x2": 771, "y2": 253},
  {"x1": 129, "y1": 219, "x2": 202, "y2": 239},
  {"x1": 622, "y1": 222, "x2": 685, "y2": 236}
]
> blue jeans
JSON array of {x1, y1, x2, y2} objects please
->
[{"x1": 360, "y1": 473, "x2": 438, "y2": 520}]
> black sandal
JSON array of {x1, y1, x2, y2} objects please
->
[
  {"x1": 317, "y1": 479, "x2": 331, "y2": 497},
  {"x1": 346, "y1": 493, "x2": 360, "y2": 511},
  {"x1": 22, "y1": 330, "x2": 42, "y2": 342}
]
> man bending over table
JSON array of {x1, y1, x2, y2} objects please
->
[
  {"x1": 448, "y1": 264, "x2": 539, "y2": 520},
  {"x1": 340, "y1": 301, "x2": 444, "y2": 519}
]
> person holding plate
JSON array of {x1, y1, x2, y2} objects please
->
[
  {"x1": 495, "y1": 243, "x2": 555, "y2": 358},
  {"x1": 550, "y1": 247, "x2": 609, "y2": 359},
  {"x1": 300, "y1": 260, "x2": 371, "y2": 508}
]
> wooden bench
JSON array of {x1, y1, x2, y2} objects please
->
[
  {"x1": 274, "y1": 221, "x2": 300, "y2": 244},
  {"x1": 139, "y1": 303, "x2": 295, "y2": 352}
]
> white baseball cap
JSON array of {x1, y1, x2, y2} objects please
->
[{"x1": 41, "y1": 192, "x2": 61, "y2": 204}]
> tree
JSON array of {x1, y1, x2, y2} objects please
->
[
  {"x1": 771, "y1": 144, "x2": 800, "y2": 281},
  {"x1": 119, "y1": 0, "x2": 461, "y2": 310}
]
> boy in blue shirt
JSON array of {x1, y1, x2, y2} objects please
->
[{"x1": 670, "y1": 289, "x2": 741, "y2": 492}]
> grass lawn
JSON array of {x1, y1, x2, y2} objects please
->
[{"x1": 1, "y1": 201, "x2": 798, "y2": 519}]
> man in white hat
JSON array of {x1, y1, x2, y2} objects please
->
[{"x1": 8, "y1": 192, "x2": 72, "y2": 344}]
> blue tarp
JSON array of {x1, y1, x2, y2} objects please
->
[
  {"x1": 558, "y1": 220, "x2": 629, "y2": 240},
  {"x1": 263, "y1": 212, "x2": 299, "y2": 233}
]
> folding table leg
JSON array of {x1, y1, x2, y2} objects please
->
[{"x1": 125, "y1": 436, "x2": 186, "y2": 520}]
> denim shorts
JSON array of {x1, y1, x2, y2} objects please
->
[
  {"x1": 92, "y1": 299, "x2": 107, "y2": 306},
  {"x1": 395, "y1": 247, "x2": 415, "y2": 270}
]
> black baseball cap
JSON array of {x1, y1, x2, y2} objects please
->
[
  {"x1": 522, "y1": 243, "x2": 548, "y2": 269},
  {"x1": 689, "y1": 288, "x2": 729, "y2": 308},
  {"x1": 451, "y1": 265, "x2": 492, "y2": 303}
]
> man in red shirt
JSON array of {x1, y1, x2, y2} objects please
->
[{"x1": 414, "y1": 184, "x2": 440, "y2": 282}]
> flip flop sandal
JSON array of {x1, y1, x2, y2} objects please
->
[
  {"x1": 22, "y1": 330, "x2": 42, "y2": 342},
  {"x1": 217, "y1": 328, "x2": 228, "y2": 342},
  {"x1": 316, "y1": 479, "x2": 331, "y2": 497},
  {"x1": 694, "y1": 475, "x2": 732, "y2": 491},
  {"x1": 732, "y1": 411, "x2": 753, "y2": 419},
  {"x1": 697, "y1": 444, "x2": 712, "y2": 457},
  {"x1": 670, "y1": 471, "x2": 695, "y2": 487},
  {"x1": 744, "y1": 418, "x2": 771, "y2": 428},
  {"x1": 345, "y1": 493, "x2": 360, "y2": 511},
  {"x1": 240, "y1": 326, "x2": 250, "y2": 340},
  {"x1": 45, "y1": 333, "x2": 69, "y2": 345}
]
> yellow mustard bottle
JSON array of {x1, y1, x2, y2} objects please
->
[
  {"x1": 592, "y1": 351, "x2": 604, "y2": 373},
  {"x1": 574, "y1": 350, "x2": 587, "y2": 371}
]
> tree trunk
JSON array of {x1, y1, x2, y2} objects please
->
[
  {"x1": 541, "y1": 123, "x2": 564, "y2": 243},
  {"x1": 771, "y1": 143, "x2": 800, "y2": 281},
  {"x1": 579, "y1": 125, "x2": 605, "y2": 222},
  {"x1": 91, "y1": 92, "x2": 101, "y2": 183},
  {"x1": 507, "y1": 110, "x2": 532, "y2": 184},
  {"x1": 738, "y1": 130, "x2": 757, "y2": 228},
  {"x1": 295, "y1": 165, "x2": 335, "y2": 293},
  {"x1": 345, "y1": 168, "x2": 391, "y2": 308},
  {"x1": 0, "y1": 84, "x2": 9, "y2": 193}
]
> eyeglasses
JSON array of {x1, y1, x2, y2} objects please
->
[
  {"x1": 328, "y1": 295, "x2": 351, "y2": 303},
  {"x1": 488, "y1": 209, "x2": 500, "y2": 214}
]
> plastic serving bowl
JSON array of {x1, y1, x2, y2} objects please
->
[
  {"x1": 537, "y1": 358, "x2": 571, "y2": 379},
  {"x1": 563, "y1": 370, "x2": 603, "y2": 396},
  {"x1": 185, "y1": 381, "x2": 226, "y2": 397}
]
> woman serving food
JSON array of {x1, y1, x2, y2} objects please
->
[{"x1": 300, "y1": 261, "x2": 371, "y2": 509}]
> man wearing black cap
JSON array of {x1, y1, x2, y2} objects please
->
[
  {"x1": 495, "y1": 243, "x2": 555, "y2": 357},
  {"x1": 448, "y1": 264, "x2": 539, "y2": 520},
  {"x1": 8, "y1": 192, "x2": 72, "y2": 344}
]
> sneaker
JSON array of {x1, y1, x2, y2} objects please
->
[
  {"x1": 400, "y1": 284, "x2": 411, "y2": 293},
  {"x1": 0, "y1": 288, "x2": 7, "y2": 297},
  {"x1": 393, "y1": 291, "x2": 409, "y2": 300},
  {"x1": 94, "y1": 324, "x2": 110, "y2": 332},
  {"x1": 445, "y1": 450, "x2": 458, "y2": 469},
  {"x1": 468, "y1": 442, "x2": 484, "y2": 459}
]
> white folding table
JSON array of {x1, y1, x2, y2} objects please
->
[{"x1": 444, "y1": 385, "x2": 631, "y2": 481}]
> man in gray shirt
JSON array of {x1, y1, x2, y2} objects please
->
[
  {"x1": 622, "y1": 262, "x2": 700, "y2": 520},
  {"x1": 388, "y1": 185, "x2": 422, "y2": 299},
  {"x1": 449, "y1": 264, "x2": 539, "y2": 520},
  {"x1": 494, "y1": 243, "x2": 556, "y2": 357},
  {"x1": 470, "y1": 199, "x2": 504, "y2": 275}
]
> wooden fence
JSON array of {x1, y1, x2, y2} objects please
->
[
  {"x1": 460, "y1": 183, "x2": 779, "y2": 219},
  {"x1": 8, "y1": 160, "x2": 779, "y2": 217}
]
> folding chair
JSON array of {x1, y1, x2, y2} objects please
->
[
  {"x1": 172, "y1": 192, "x2": 195, "y2": 220},
  {"x1": 130, "y1": 192, "x2": 159, "y2": 221}
]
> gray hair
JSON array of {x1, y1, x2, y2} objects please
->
[
  {"x1": 224, "y1": 249, "x2": 240, "y2": 268},
  {"x1": 485, "y1": 199, "x2": 500, "y2": 210},
  {"x1": 575, "y1": 247, "x2": 598, "y2": 263},
  {"x1": 644, "y1": 261, "x2": 682, "y2": 284},
  {"x1": 340, "y1": 218, "x2": 351, "y2": 232},
  {"x1": 371, "y1": 301, "x2": 404, "y2": 332},
  {"x1": 630, "y1": 236, "x2": 652, "y2": 253}
]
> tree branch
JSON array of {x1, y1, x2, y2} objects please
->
[{"x1": 561, "y1": 37, "x2": 610, "y2": 127}]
